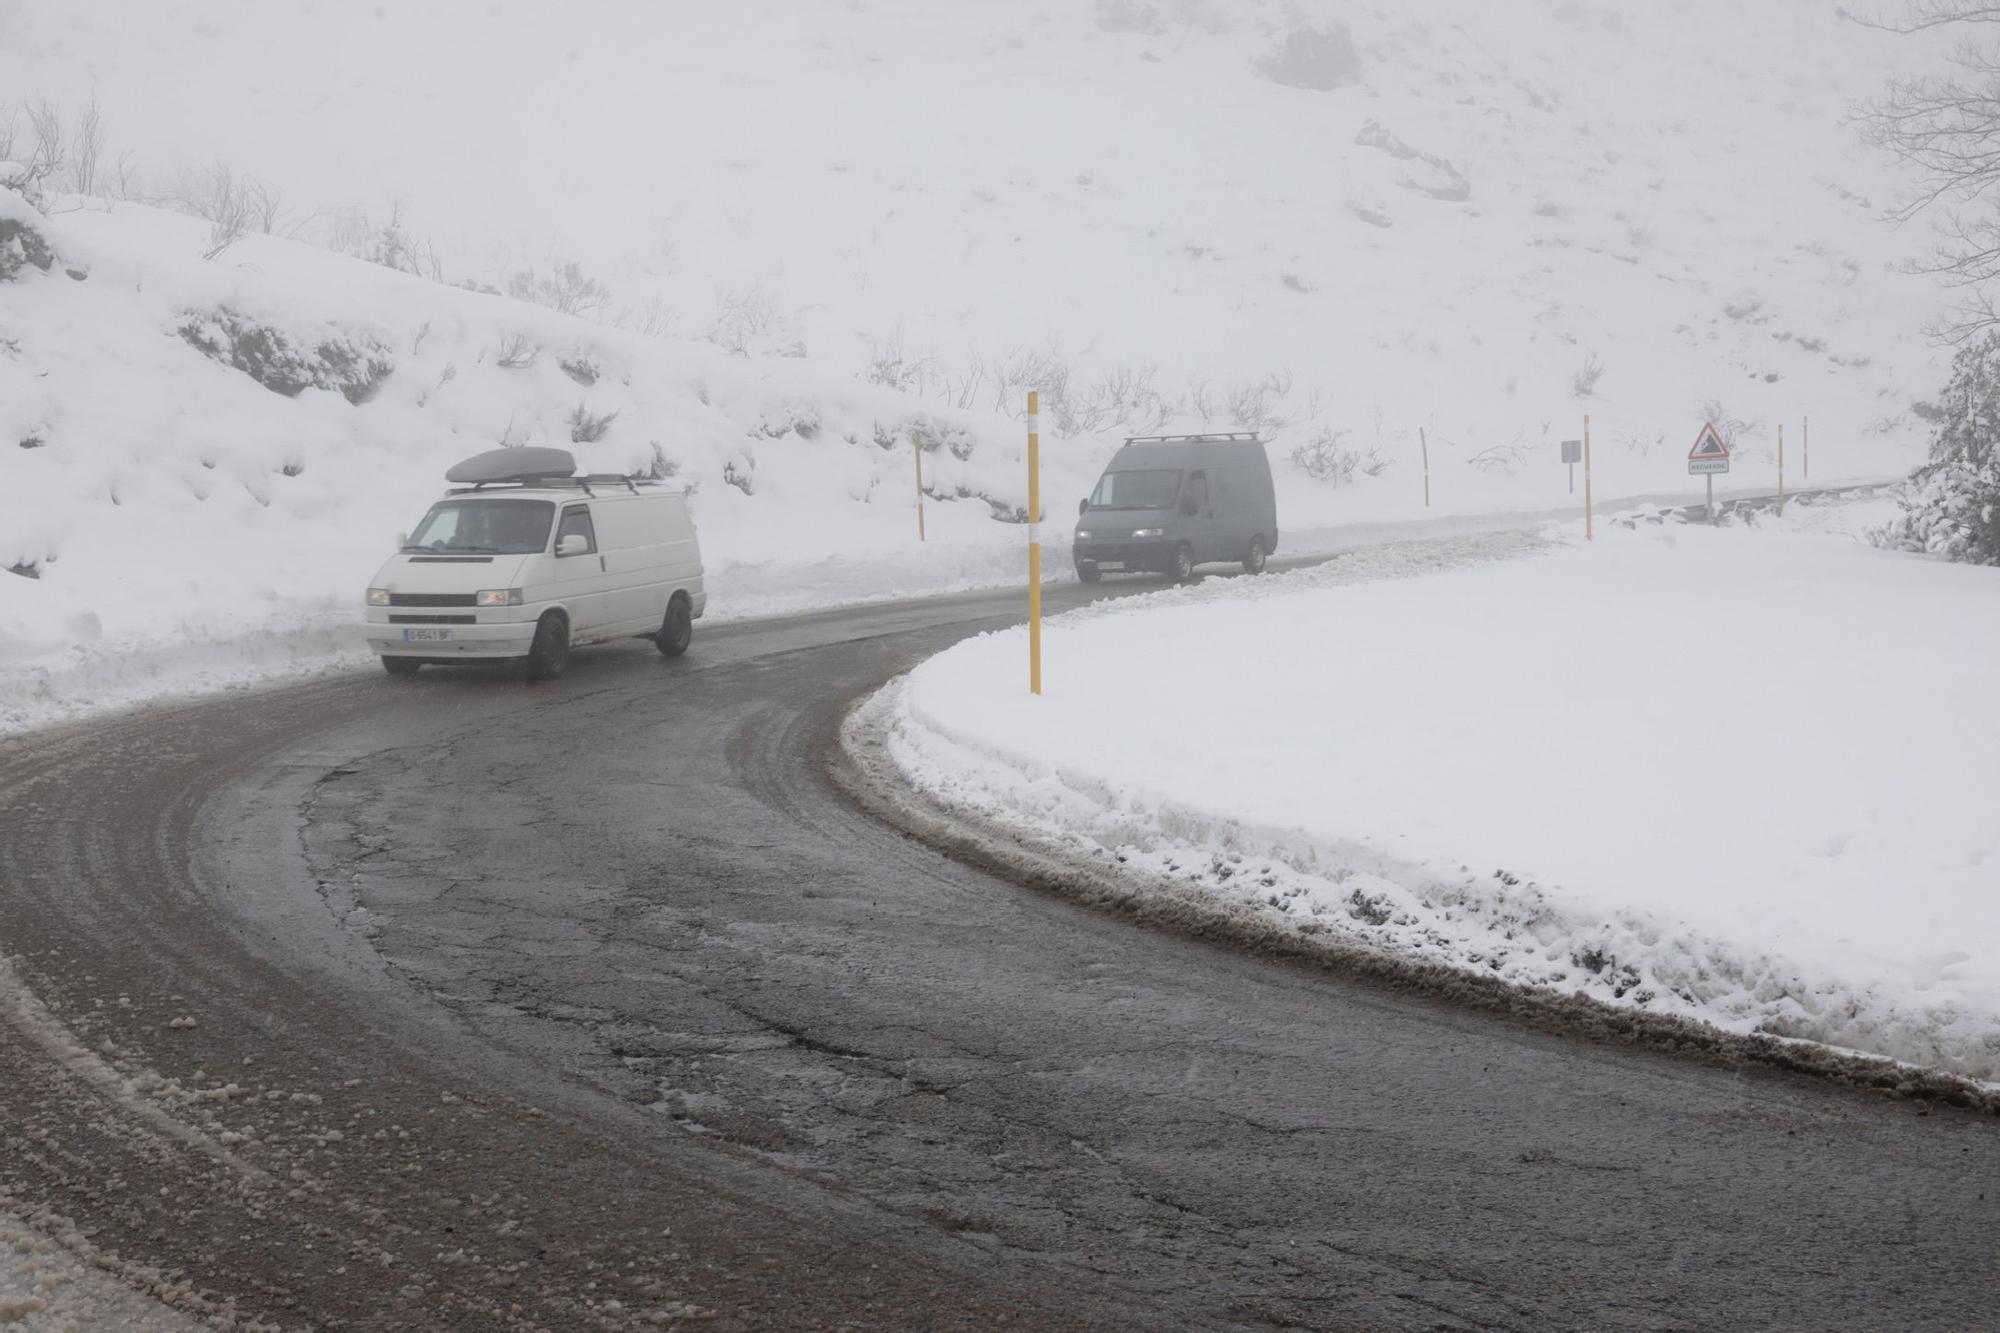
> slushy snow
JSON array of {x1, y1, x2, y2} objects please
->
[{"x1": 883, "y1": 499, "x2": 2000, "y2": 1084}]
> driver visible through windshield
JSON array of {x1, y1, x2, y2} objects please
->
[
  {"x1": 1086, "y1": 469, "x2": 1183, "y2": 510},
  {"x1": 405, "y1": 499, "x2": 556, "y2": 554}
]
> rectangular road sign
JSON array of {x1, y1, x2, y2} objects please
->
[
  {"x1": 1689, "y1": 457, "x2": 1729, "y2": 475},
  {"x1": 1560, "y1": 439, "x2": 1582, "y2": 464}
]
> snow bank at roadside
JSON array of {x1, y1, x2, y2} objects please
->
[
  {"x1": 880, "y1": 499, "x2": 2000, "y2": 1084},
  {"x1": 0, "y1": 1207, "x2": 202, "y2": 1332}
]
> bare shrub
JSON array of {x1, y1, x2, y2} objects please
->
[
  {"x1": 1291, "y1": 427, "x2": 1359, "y2": 484},
  {"x1": 705, "y1": 284, "x2": 781, "y2": 356},
  {"x1": 567, "y1": 402, "x2": 618, "y2": 443},
  {"x1": 1572, "y1": 352, "x2": 1605, "y2": 397},
  {"x1": 1698, "y1": 397, "x2": 1757, "y2": 447},
  {"x1": 1467, "y1": 439, "x2": 1529, "y2": 475},
  {"x1": 170, "y1": 162, "x2": 260, "y2": 259},
  {"x1": 862, "y1": 329, "x2": 932, "y2": 393},
  {"x1": 66, "y1": 98, "x2": 103, "y2": 198},
  {"x1": 508, "y1": 260, "x2": 612, "y2": 318},
  {"x1": 558, "y1": 351, "x2": 601, "y2": 386},
  {"x1": 0, "y1": 100, "x2": 65, "y2": 208},
  {"x1": 612, "y1": 293, "x2": 676, "y2": 339},
  {"x1": 493, "y1": 333, "x2": 540, "y2": 370}
]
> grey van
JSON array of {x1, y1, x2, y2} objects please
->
[{"x1": 1072, "y1": 433, "x2": 1278, "y2": 583}]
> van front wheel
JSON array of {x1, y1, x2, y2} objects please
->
[
  {"x1": 1076, "y1": 561, "x2": 1102, "y2": 585},
  {"x1": 657, "y1": 596, "x2": 693, "y2": 657},
  {"x1": 1243, "y1": 537, "x2": 1268, "y2": 575},
  {"x1": 1170, "y1": 543, "x2": 1196, "y2": 584},
  {"x1": 381, "y1": 656, "x2": 421, "y2": 677},
  {"x1": 525, "y1": 614, "x2": 570, "y2": 682}
]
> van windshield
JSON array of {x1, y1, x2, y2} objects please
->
[
  {"x1": 404, "y1": 499, "x2": 556, "y2": 554},
  {"x1": 1087, "y1": 469, "x2": 1182, "y2": 510}
]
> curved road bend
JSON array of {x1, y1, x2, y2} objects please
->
[{"x1": 0, "y1": 558, "x2": 1995, "y2": 1330}]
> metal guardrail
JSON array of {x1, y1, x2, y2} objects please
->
[{"x1": 1611, "y1": 481, "x2": 1900, "y2": 528}]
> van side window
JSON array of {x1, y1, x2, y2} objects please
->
[
  {"x1": 557, "y1": 505, "x2": 598, "y2": 555},
  {"x1": 1185, "y1": 472, "x2": 1210, "y2": 510}
]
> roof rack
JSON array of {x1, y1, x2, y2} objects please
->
[
  {"x1": 1120, "y1": 432, "x2": 1263, "y2": 445},
  {"x1": 449, "y1": 473, "x2": 655, "y2": 497}
]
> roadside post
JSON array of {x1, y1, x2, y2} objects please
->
[
  {"x1": 1561, "y1": 438, "x2": 1581, "y2": 494},
  {"x1": 1583, "y1": 415, "x2": 1594, "y2": 541},
  {"x1": 913, "y1": 430, "x2": 926, "y2": 541},
  {"x1": 1027, "y1": 391, "x2": 1043, "y2": 696},
  {"x1": 1420, "y1": 427, "x2": 1431, "y2": 508},
  {"x1": 1689, "y1": 420, "x2": 1730, "y2": 520},
  {"x1": 1777, "y1": 422, "x2": 1786, "y2": 514},
  {"x1": 1803, "y1": 417, "x2": 1809, "y2": 481}
]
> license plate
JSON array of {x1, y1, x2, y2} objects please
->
[
  {"x1": 1098, "y1": 562, "x2": 1125, "y2": 571},
  {"x1": 403, "y1": 628, "x2": 454, "y2": 642}
]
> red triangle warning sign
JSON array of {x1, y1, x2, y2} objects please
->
[{"x1": 1689, "y1": 422, "x2": 1729, "y2": 458}]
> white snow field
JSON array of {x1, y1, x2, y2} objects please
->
[
  {"x1": 881, "y1": 499, "x2": 2000, "y2": 1084},
  {"x1": 0, "y1": 0, "x2": 1965, "y2": 732}
]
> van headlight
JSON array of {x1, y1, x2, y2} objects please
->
[
  {"x1": 1075, "y1": 529, "x2": 1092, "y2": 540},
  {"x1": 476, "y1": 588, "x2": 525, "y2": 607},
  {"x1": 1132, "y1": 528, "x2": 1164, "y2": 538},
  {"x1": 367, "y1": 588, "x2": 391, "y2": 606}
]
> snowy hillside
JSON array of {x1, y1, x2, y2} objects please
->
[
  {"x1": 0, "y1": 196, "x2": 1092, "y2": 730},
  {"x1": 0, "y1": 0, "x2": 1967, "y2": 728},
  {"x1": 0, "y1": 0, "x2": 1955, "y2": 478}
]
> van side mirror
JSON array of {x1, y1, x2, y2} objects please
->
[
  {"x1": 1179, "y1": 497, "x2": 1199, "y2": 517},
  {"x1": 396, "y1": 532, "x2": 409, "y2": 550},
  {"x1": 557, "y1": 533, "x2": 589, "y2": 556},
  {"x1": 1077, "y1": 497, "x2": 1088, "y2": 516}
]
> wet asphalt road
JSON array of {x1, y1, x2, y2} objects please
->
[{"x1": 1, "y1": 556, "x2": 1996, "y2": 1330}]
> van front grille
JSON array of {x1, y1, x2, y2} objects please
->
[
  {"x1": 388, "y1": 615, "x2": 476, "y2": 625},
  {"x1": 389, "y1": 593, "x2": 477, "y2": 607}
]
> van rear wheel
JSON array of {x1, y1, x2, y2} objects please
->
[
  {"x1": 1243, "y1": 537, "x2": 1268, "y2": 575},
  {"x1": 525, "y1": 613, "x2": 570, "y2": 682},
  {"x1": 381, "y1": 656, "x2": 421, "y2": 677},
  {"x1": 657, "y1": 596, "x2": 693, "y2": 657}
]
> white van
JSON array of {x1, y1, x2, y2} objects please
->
[{"x1": 361, "y1": 447, "x2": 706, "y2": 681}]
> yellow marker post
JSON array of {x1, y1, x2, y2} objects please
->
[
  {"x1": 1027, "y1": 390, "x2": 1043, "y2": 696},
  {"x1": 1803, "y1": 417, "x2": 1810, "y2": 481},
  {"x1": 1583, "y1": 414, "x2": 1594, "y2": 542},
  {"x1": 913, "y1": 430, "x2": 926, "y2": 541}
]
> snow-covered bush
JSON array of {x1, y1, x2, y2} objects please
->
[
  {"x1": 178, "y1": 308, "x2": 394, "y2": 404},
  {"x1": 0, "y1": 168, "x2": 55, "y2": 281},
  {"x1": 1095, "y1": 0, "x2": 1164, "y2": 35},
  {"x1": 1255, "y1": 25, "x2": 1361, "y2": 92},
  {"x1": 567, "y1": 403, "x2": 618, "y2": 443},
  {"x1": 1875, "y1": 331, "x2": 2000, "y2": 565}
]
